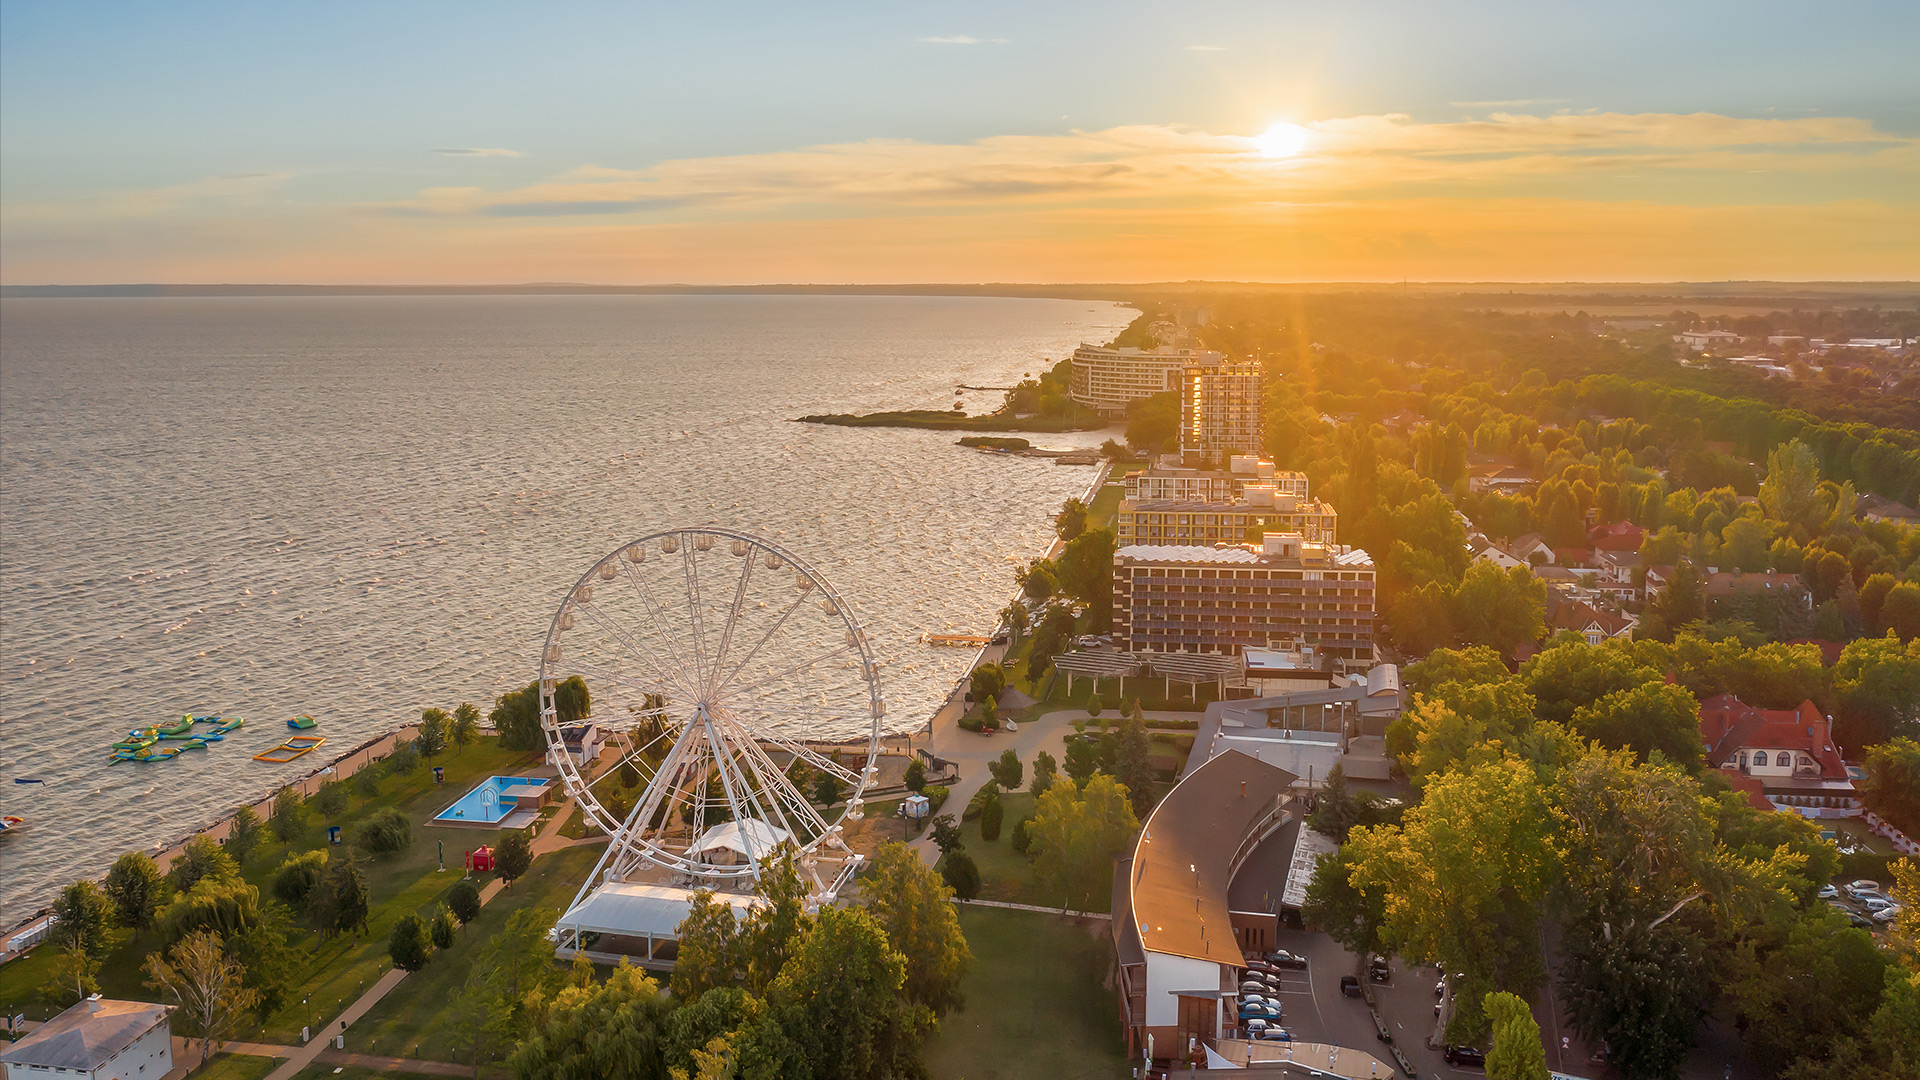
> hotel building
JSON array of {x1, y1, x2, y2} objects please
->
[
  {"x1": 1116, "y1": 492, "x2": 1338, "y2": 547},
  {"x1": 1125, "y1": 457, "x2": 1308, "y2": 503},
  {"x1": 1178, "y1": 361, "x2": 1265, "y2": 463},
  {"x1": 1112, "y1": 533, "x2": 1377, "y2": 672},
  {"x1": 1068, "y1": 344, "x2": 1225, "y2": 416}
]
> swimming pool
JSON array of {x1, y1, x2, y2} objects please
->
[{"x1": 434, "y1": 775, "x2": 552, "y2": 825}]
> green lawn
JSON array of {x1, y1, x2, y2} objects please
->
[
  {"x1": 345, "y1": 844, "x2": 605, "y2": 1065},
  {"x1": 1086, "y1": 477, "x2": 1128, "y2": 530},
  {"x1": 188, "y1": 1052, "x2": 282, "y2": 1080},
  {"x1": 922, "y1": 907, "x2": 1128, "y2": 1080},
  {"x1": 947, "y1": 792, "x2": 1111, "y2": 913},
  {"x1": 0, "y1": 738, "x2": 542, "y2": 1029}
]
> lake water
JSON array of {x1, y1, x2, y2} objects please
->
[{"x1": 0, "y1": 293, "x2": 1127, "y2": 920}]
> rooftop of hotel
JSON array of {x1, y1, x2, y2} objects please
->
[{"x1": 1116, "y1": 538, "x2": 1374, "y2": 569}]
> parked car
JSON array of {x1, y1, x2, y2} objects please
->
[
  {"x1": 1444, "y1": 1046, "x2": 1488, "y2": 1067},
  {"x1": 1340, "y1": 975, "x2": 1364, "y2": 998},
  {"x1": 1367, "y1": 955, "x2": 1391, "y2": 983},
  {"x1": 1817, "y1": 884, "x2": 1840, "y2": 900},
  {"x1": 1243, "y1": 960, "x2": 1280, "y2": 977},
  {"x1": 1846, "y1": 880, "x2": 1883, "y2": 900},
  {"x1": 1861, "y1": 895, "x2": 1896, "y2": 912},
  {"x1": 1240, "y1": 981, "x2": 1272, "y2": 996},
  {"x1": 1872, "y1": 905, "x2": 1903, "y2": 923},
  {"x1": 1238, "y1": 1003, "x2": 1282, "y2": 1021},
  {"x1": 1266, "y1": 950, "x2": 1309, "y2": 969},
  {"x1": 1240, "y1": 994, "x2": 1275, "y2": 1009},
  {"x1": 1253, "y1": 1026, "x2": 1293, "y2": 1042}
]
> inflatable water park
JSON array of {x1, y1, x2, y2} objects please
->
[{"x1": 105, "y1": 713, "x2": 323, "y2": 764}]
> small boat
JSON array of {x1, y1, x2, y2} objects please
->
[
  {"x1": 286, "y1": 715, "x2": 319, "y2": 731},
  {"x1": 13, "y1": 778, "x2": 46, "y2": 785},
  {"x1": 254, "y1": 735, "x2": 325, "y2": 763}
]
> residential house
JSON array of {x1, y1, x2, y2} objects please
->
[
  {"x1": 1703, "y1": 570, "x2": 1812, "y2": 612},
  {"x1": 1468, "y1": 464, "x2": 1537, "y2": 494},
  {"x1": 1545, "y1": 597, "x2": 1636, "y2": 646},
  {"x1": 558, "y1": 721, "x2": 606, "y2": 765},
  {"x1": 1592, "y1": 550, "x2": 1643, "y2": 602},
  {"x1": 1112, "y1": 750, "x2": 1297, "y2": 1066},
  {"x1": 1474, "y1": 540, "x2": 1527, "y2": 571},
  {"x1": 1506, "y1": 533, "x2": 1554, "y2": 565},
  {"x1": 1588, "y1": 521, "x2": 1646, "y2": 552},
  {"x1": 1857, "y1": 494, "x2": 1920, "y2": 526},
  {"x1": 2, "y1": 998, "x2": 173, "y2": 1080},
  {"x1": 1698, "y1": 694, "x2": 1856, "y2": 813}
]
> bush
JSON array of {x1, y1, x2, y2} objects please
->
[
  {"x1": 904, "y1": 758, "x2": 927, "y2": 793},
  {"x1": 352, "y1": 807, "x2": 413, "y2": 856},
  {"x1": 389, "y1": 914, "x2": 430, "y2": 972},
  {"x1": 1010, "y1": 817, "x2": 1031, "y2": 854},
  {"x1": 941, "y1": 852, "x2": 982, "y2": 900},
  {"x1": 447, "y1": 878, "x2": 482, "y2": 925},
  {"x1": 958, "y1": 712, "x2": 985, "y2": 733},
  {"x1": 922, "y1": 785, "x2": 950, "y2": 816},
  {"x1": 386, "y1": 739, "x2": 419, "y2": 775},
  {"x1": 1087, "y1": 694, "x2": 1104, "y2": 718},
  {"x1": 963, "y1": 784, "x2": 999, "y2": 822},
  {"x1": 429, "y1": 906, "x2": 456, "y2": 950},
  {"x1": 980, "y1": 797, "x2": 1004, "y2": 842},
  {"x1": 271, "y1": 851, "x2": 329, "y2": 907}
]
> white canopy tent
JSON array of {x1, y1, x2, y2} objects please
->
[
  {"x1": 688, "y1": 819, "x2": 793, "y2": 863},
  {"x1": 556, "y1": 882, "x2": 764, "y2": 968}
]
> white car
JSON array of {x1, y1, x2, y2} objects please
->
[
  {"x1": 1860, "y1": 895, "x2": 1895, "y2": 912},
  {"x1": 1872, "y1": 905, "x2": 1903, "y2": 923},
  {"x1": 1817, "y1": 884, "x2": 1840, "y2": 900},
  {"x1": 1240, "y1": 994, "x2": 1275, "y2": 1009},
  {"x1": 1846, "y1": 880, "x2": 1883, "y2": 899}
]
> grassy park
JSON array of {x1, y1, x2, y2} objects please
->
[{"x1": 922, "y1": 906, "x2": 1127, "y2": 1080}]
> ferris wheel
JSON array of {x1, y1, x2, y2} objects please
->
[{"x1": 539, "y1": 527, "x2": 884, "y2": 900}]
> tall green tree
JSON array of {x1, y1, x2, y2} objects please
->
[
  {"x1": 987, "y1": 748, "x2": 1024, "y2": 790},
  {"x1": 1758, "y1": 440, "x2": 1825, "y2": 535},
  {"x1": 672, "y1": 891, "x2": 745, "y2": 1002},
  {"x1": 389, "y1": 913, "x2": 431, "y2": 972},
  {"x1": 168, "y1": 835, "x2": 239, "y2": 894},
  {"x1": 1028, "y1": 774, "x2": 1138, "y2": 910},
  {"x1": 1568, "y1": 682, "x2": 1705, "y2": 770},
  {"x1": 1054, "y1": 497, "x2": 1089, "y2": 542},
  {"x1": 270, "y1": 787, "x2": 306, "y2": 842},
  {"x1": 495, "y1": 830, "x2": 533, "y2": 888},
  {"x1": 51, "y1": 879, "x2": 112, "y2": 958},
  {"x1": 508, "y1": 962, "x2": 673, "y2": 1080},
  {"x1": 417, "y1": 707, "x2": 450, "y2": 760},
  {"x1": 42, "y1": 943, "x2": 101, "y2": 1008},
  {"x1": 861, "y1": 842, "x2": 973, "y2": 1017},
  {"x1": 225, "y1": 807, "x2": 264, "y2": 867},
  {"x1": 144, "y1": 930, "x2": 261, "y2": 1070},
  {"x1": 104, "y1": 851, "x2": 167, "y2": 933},
  {"x1": 451, "y1": 701, "x2": 481, "y2": 751},
  {"x1": 739, "y1": 848, "x2": 813, "y2": 995},
  {"x1": 1484, "y1": 991, "x2": 1548, "y2": 1080}
]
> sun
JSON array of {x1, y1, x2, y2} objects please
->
[{"x1": 1255, "y1": 122, "x2": 1310, "y2": 159}]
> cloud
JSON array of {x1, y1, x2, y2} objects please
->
[
  {"x1": 915, "y1": 35, "x2": 1005, "y2": 44},
  {"x1": 1185, "y1": 45, "x2": 1227, "y2": 51},
  {"x1": 433, "y1": 147, "x2": 522, "y2": 158},
  {"x1": 1450, "y1": 99, "x2": 1566, "y2": 108}
]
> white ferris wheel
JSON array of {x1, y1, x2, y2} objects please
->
[{"x1": 542, "y1": 527, "x2": 884, "y2": 906}]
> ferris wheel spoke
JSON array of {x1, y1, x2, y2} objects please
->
[
  {"x1": 564, "y1": 655, "x2": 689, "y2": 709},
  {"x1": 572, "y1": 602, "x2": 697, "y2": 700},
  {"x1": 619, "y1": 716, "x2": 705, "y2": 841},
  {"x1": 717, "y1": 643, "x2": 856, "y2": 702},
  {"x1": 619, "y1": 557, "x2": 702, "y2": 696},
  {"x1": 681, "y1": 542, "x2": 714, "y2": 699},
  {"x1": 743, "y1": 726, "x2": 863, "y2": 786},
  {"x1": 704, "y1": 545, "x2": 759, "y2": 697},
  {"x1": 706, "y1": 585, "x2": 815, "y2": 697},
  {"x1": 716, "y1": 711, "x2": 831, "y2": 844}
]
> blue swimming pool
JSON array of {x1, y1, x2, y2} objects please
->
[{"x1": 434, "y1": 775, "x2": 552, "y2": 824}]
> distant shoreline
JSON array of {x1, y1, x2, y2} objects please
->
[{"x1": 797, "y1": 409, "x2": 1109, "y2": 433}]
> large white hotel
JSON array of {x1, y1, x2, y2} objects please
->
[{"x1": 1067, "y1": 343, "x2": 1225, "y2": 416}]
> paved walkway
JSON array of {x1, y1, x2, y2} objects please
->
[
  {"x1": 952, "y1": 897, "x2": 1109, "y2": 920},
  {"x1": 260, "y1": 799, "x2": 581, "y2": 1080}
]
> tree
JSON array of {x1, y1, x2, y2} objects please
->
[
  {"x1": 417, "y1": 707, "x2": 450, "y2": 760},
  {"x1": 1449, "y1": 561, "x2": 1547, "y2": 655},
  {"x1": 739, "y1": 848, "x2": 812, "y2": 995},
  {"x1": 1860, "y1": 737, "x2": 1920, "y2": 836},
  {"x1": 811, "y1": 769, "x2": 843, "y2": 807},
  {"x1": 969, "y1": 663, "x2": 1007, "y2": 709},
  {"x1": 490, "y1": 681, "x2": 543, "y2": 750},
  {"x1": 352, "y1": 806, "x2": 414, "y2": 855},
  {"x1": 988, "y1": 748, "x2": 1024, "y2": 790},
  {"x1": 52, "y1": 879, "x2": 112, "y2": 957},
  {"x1": 104, "y1": 851, "x2": 166, "y2": 933},
  {"x1": 1018, "y1": 560, "x2": 1058, "y2": 602},
  {"x1": 1086, "y1": 693, "x2": 1103, "y2": 719},
  {"x1": 495, "y1": 830, "x2": 533, "y2": 888},
  {"x1": 1345, "y1": 759, "x2": 1558, "y2": 1041},
  {"x1": 448, "y1": 877, "x2": 483, "y2": 925},
  {"x1": 314, "y1": 779, "x2": 348, "y2": 817},
  {"x1": 509, "y1": 962, "x2": 672, "y2": 1080},
  {"x1": 736, "y1": 906, "x2": 931, "y2": 1080},
  {"x1": 1302, "y1": 846, "x2": 1385, "y2": 959},
  {"x1": 861, "y1": 842, "x2": 973, "y2": 1017},
  {"x1": 903, "y1": 758, "x2": 927, "y2": 793},
  {"x1": 451, "y1": 701, "x2": 481, "y2": 751},
  {"x1": 940, "y1": 851, "x2": 981, "y2": 900},
  {"x1": 929, "y1": 814, "x2": 964, "y2": 856},
  {"x1": 270, "y1": 786, "x2": 306, "y2": 843},
  {"x1": 980, "y1": 796, "x2": 1004, "y2": 842},
  {"x1": 160, "y1": 876, "x2": 264, "y2": 944},
  {"x1": 619, "y1": 759, "x2": 642, "y2": 788},
  {"x1": 1834, "y1": 633, "x2": 1920, "y2": 750},
  {"x1": 1000, "y1": 601, "x2": 1029, "y2": 645},
  {"x1": 1028, "y1": 775, "x2": 1139, "y2": 910},
  {"x1": 671, "y1": 890, "x2": 744, "y2": 1002},
  {"x1": 144, "y1": 930, "x2": 261, "y2": 1070},
  {"x1": 42, "y1": 942, "x2": 101, "y2": 1007},
  {"x1": 467, "y1": 906, "x2": 560, "y2": 1044},
  {"x1": 1484, "y1": 991, "x2": 1548, "y2": 1080},
  {"x1": 1728, "y1": 913, "x2": 1891, "y2": 1073},
  {"x1": 389, "y1": 913, "x2": 431, "y2": 972},
  {"x1": 387, "y1": 737, "x2": 420, "y2": 774},
  {"x1": 1010, "y1": 817, "x2": 1032, "y2": 854},
  {"x1": 225, "y1": 806, "x2": 264, "y2": 867},
  {"x1": 1055, "y1": 497, "x2": 1089, "y2": 541},
  {"x1": 271, "y1": 850, "x2": 328, "y2": 907},
  {"x1": 1064, "y1": 736, "x2": 1099, "y2": 787},
  {"x1": 1112, "y1": 705, "x2": 1156, "y2": 814},
  {"x1": 1568, "y1": 681, "x2": 1705, "y2": 770},
  {"x1": 168, "y1": 835, "x2": 239, "y2": 894},
  {"x1": 1886, "y1": 582, "x2": 1920, "y2": 642},
  {"x1": 1056, "y1": 528, "x2": 1118, "y2": 630},
  {"x1": 1030, "y1": 750, "x2": 1058, "y2": 797},
  {"x1": 1759, "y1": 439, "x2": 1824, "y2": 534},
  {"x1": 311, "y1": 851, "x2": 369, "y2": 936}
]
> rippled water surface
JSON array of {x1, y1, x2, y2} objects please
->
[{"x1": 0, "y1": 294, "x2": 1127, "y2": 919}]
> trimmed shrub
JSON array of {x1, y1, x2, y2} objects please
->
[
  {"x1": 980, "y1": 797, "x2": 1004, "y2": 842},
  {"x1": 447, "y1": 878, "x2": 482, "y2": 925},
  {"x1": 389, "y1": 914, "x2": 430, "y2": 972},
  {"x1": 941, "y1": 852, "x2": 981, "y2": 900},
  {"x1": 904, "y1": 758, "x2": 927, "y2": 793},
  {"x1": 963, "y1": 783, "x2": 999, "y2": 821},
  {"x1": 922, "y1": 785, "x2": 950, "y2": 816},
  {"x1": 1010, "y1": 817, "x2": 1031, "y2": 854},
  {"x1": 429, "y1": 906, "x2": 456, "y2": 950}
]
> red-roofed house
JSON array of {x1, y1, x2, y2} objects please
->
[
  {"x1": 1588, "y1": 521, "x2": 1646, "y2": 552},
  {"x1": 1698, "y1": 694, "x2": 1856, "y2": 813},
  {"x1": 1546, "y1": 598, "x2": 1636, "y2": 645},
  {"x1": 1723, "y1": 771, "x2": 1776, "y2": 813}
]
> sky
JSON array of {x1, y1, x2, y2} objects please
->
[{"x1": 3, "y1": 0, "x2": 1917, "y2": 284}]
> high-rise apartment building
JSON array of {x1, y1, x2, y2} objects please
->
[
  {"x1": 1067, "y1": 344, "x2": 1225, "y2": 416},
  {"x1": 1178, "y1": 361, "x2": 1264, "y2": 463},
  {"x1": 1112, "y1": 533, "x2": 1377, "y2": 671}
]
